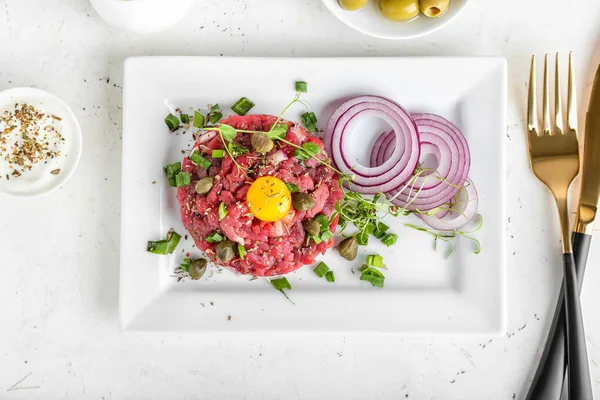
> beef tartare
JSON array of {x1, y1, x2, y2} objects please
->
[{"x1": 177, "y1": 114, "x2": 344, "y2": 276}]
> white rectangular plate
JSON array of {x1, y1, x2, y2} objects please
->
[{"x1": 120, "y1": 57, "x2": 507, "y2": 334}]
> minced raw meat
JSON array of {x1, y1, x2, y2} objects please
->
[{"x1": 177, "y1": 114, "x2": 344, "y2": 276}]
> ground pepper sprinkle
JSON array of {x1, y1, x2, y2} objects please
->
[{"x1": 0, "y1": 103, "x2": 65, "y2": 178}]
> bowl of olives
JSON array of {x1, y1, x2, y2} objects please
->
[{"x1": 322, "y1": 0, "x2": 469, "y2": 39}]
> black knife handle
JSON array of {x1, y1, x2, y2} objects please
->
[
  {"x1": 562, "y1": 252, "x2": 593, "y2": 400},
  {"x1": 573, "y1": 232, "x2": 592, "y2": 288},
  {"x1": 525, "y1": 233, "x2": 592, "y2": 400}
]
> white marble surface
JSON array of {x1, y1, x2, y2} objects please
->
[{"x1": 1, "y1": 0, "x2": 600, "y2": 399}]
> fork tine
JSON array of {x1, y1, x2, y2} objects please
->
[
  {"x1": 542, "y1": 54, "x2": 552, "y2": 135},
  {"x1": 567, "y1": 51, "x2": 578, "y2": 132},
  {"x1": 527, "y1": 55, "x2": 538, "y2": 136},
  {"x1": 555, "y1": 53, "x2": 564, "y2": 135}
]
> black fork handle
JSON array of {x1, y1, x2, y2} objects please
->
[{"x1": 525, "y1": 232, "x2": 592, "y2": 400}]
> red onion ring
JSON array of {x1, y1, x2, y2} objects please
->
[
  {"x1": 387, "y1": 113, "x2": 471, "y2": 211},
  {"x1": 419, "y1": 178, "x2": 478, "y2": 231},
  {"x1": 324, "y1": 96, "x2": 420, "y2": 194}
]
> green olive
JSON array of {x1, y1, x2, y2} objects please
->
[
  {"x1": 420, "y1": 0, "x2": 450, "y2": 17},
  {"x1": 251, "y1": 132, "x2": 274, "y2": 153},
  {"x1": 195, "y1": 177, "x2": 214, "y2": 195},
  {"x1": 216, "y1": 240, "x2": 236, "y2": 263},
  {"x1": 379, "y1": 0, "x2": 419, "y2": 21},
  {"x1": 292, "y1": 192, "x2": 315, "y2": 211},
  {"x1": 189, "y1": 258, "x2": 207, "y2": 280},
  {"x1": 339, "y1": 0, "x2": 369, "y2": 11},
  {"x1": 337, "y1": 236, "x2": 358, "y2": 261},
  {"x1": 303, "y1": 219, "x2": 321, "y2": 236}
]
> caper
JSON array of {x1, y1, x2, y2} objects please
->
[
  {"x1": 303, "y1": 219, "x2": 321, "y2": 236},
  {"x1": 195, "y1": 177, "x2": 214, "y2": 195},
  {"x1": 292, "y1": 192, "x2": 315, "y2": 211},
  {"x1": 337, "y1": 236, "x2": 358, "y2": 261},
  {"x1": 216, "y1": 240, "x2": 236, "y2": 263},
  {"x1": 251, "y1": 132, "x2": 274, "y2": 153},
  {"x1": 189, "y1": 258, "x2": 207, "y2": 280}
]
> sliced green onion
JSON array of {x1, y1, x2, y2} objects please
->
[
  {"x1": 374, "y1": 222, "x2": 390, "y2": 239},
  {"x1": 147, "y1": 230, "x2": 181, "y2": 255},
  {"x1": 285, "y1": 182, "x2": 300, "y2": 193},
  {"x1": 180, "y1": 113, "x2": 190, "y2": 124},
  {"x1": 165, "y1": 114, "x2": 180, "y2": 131},
  {"x1": 356, "y1": 231, "x2": 369, "y2": 246},
  {"x1": 205, "y1": 232, "x2": 224, "y2": 243},
  {"x1": 146, "y1": 240, "x2": 169, "y2": 254},
  {"x1": 271, "y1": 277, "x2": 291, "y2": 291},
  {"x1": 313, "y1": 261, "x2": 329, "y2": 278},
  {"x1": 164, "y1": 162, "x2": 181, "y2": 178},
  {"x1": 231, "y1": 97, "x2": 255, "y2": 116},
  {"x1": 325, "y1": 271, "x2": 335, "y2": 283},
  {"x1": 193, "y1": 110, "x2": 205, "y2": 128},
  {"x1": 320, "y1": 230, "x2": 333, "y2": 242},
  {"x1": 209, "y1": 110, "x2": 223, "y2": 124},
  {"x1": 301, "y1": 111, "x2": 318, "y2": 132},
  {"x1": 381, "y1": 233, "x2": 398, "y2": 247},
  {"x1": 295, "y1": 81, "x2": 307, "y2": 93},
  {"x1": 360, "y1": 266, "x2": 385, "y2": 288},
  {"x1": 190, "y1": 151, "x2": 212, "y2": 169},
  {"x1": 218, "y1": 202, "x2": 228, "y2": 220},
  {"x1": 237, "y1": 244, "x2": 247, "y2": 260},
  {"x1": 175, "y1": 171, "x2": 191, "y2": 187},
  {"x1": 366, "y1": 254, "x2": 383, "y2": 268},
  {"x1": 364, "y1": 222, "x2": 376, "y2": 235},
  {"x1": 212, "y1": 149, "x2": 225, "y2": 158},
  {"x1": 311, "y1": 235, "x2": 323, "y2": 244}
]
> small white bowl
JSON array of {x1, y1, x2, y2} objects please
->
[
  {"x1": 322, "y1": 0, "x2": 469, "y2": 40},
  {"x1": 90, "y1": 0, "x2": 194, "y2": 34},
  {"x1": 0, "y1": 88, "x2": 82, "y2": 198}
]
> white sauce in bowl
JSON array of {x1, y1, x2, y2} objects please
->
[{"x1": 0, "y1": 88, "x2": 82, "y2": 197}]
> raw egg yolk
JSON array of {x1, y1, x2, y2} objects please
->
[{"x1": 246, "y1": 176, "x2": 292, "y2": 222}]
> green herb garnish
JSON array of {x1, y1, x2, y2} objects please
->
[
  {"x1": 366, "y1": 254, "x2": 383, "y2": 268},
  {"x1": 293, "y1": 142, "x2": 321, "y2": 161},
  {"x1": 285, "y1": 182, "x2": 300, "y2": 193},
  {"x1": 175, "y1": 171, "x2": 191, "y2": 187},
  {"x1": 325, "y1": 271, "x2": 335, "y2": 282},
  {"x1": 208, "y1": 104, "x2": 223, "y2": 124},
  {"x1": 147, "y1": 229, "x2": 181, "y2": 255},
  {"x1": 231, "y1": 97, "x2": 255, "y2": 116},
  {"x1": 193, "y1": 110, "x2": 205, "y2": 128},
  {"x1": 190, "y1": 151, "x2": 212, "y2": 169},
  {"x1": 227, "y1": 142, "x2": 249, "y2": 158},
  {"x1": 313, "y1": 261, "x2": 329, "y2": 278},
  {"x1": 360, "y1": 266, "x2": 385, "y2": 288},
  {"x1": 205, "y1": 232, "x2": 224, "y2": 243},
  {"x1": 381, "y1": 233, "x2": 397, "y2": 247},
  {"x1": 301, "y1": 111, "x2": 318, "y2": 132},
  {"x1": 165, "y1": 113, "x2": 179, "y2": 131},
  {"x1": 295, "y1": 81, "x2": 307, "y2": 93},
  {"x1": 212, "y1": 149, "x2": 225, "y2": 158},
  {"x1": 218, "y1": 202, "x2": 228, "y2": 220},
  {"x1": 271, "y1": 277, "x2": 291, "y2": 291},
  {"x1": 179, "y1": 257, "x2": 191, "y2": 272},
  {"x1": 237, "y1": 244, "x2": 247, "y2": 260}
]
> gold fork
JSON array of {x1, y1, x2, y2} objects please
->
[{"x1": 527, "y1": 53, "x2": 593, "y2": 400}]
